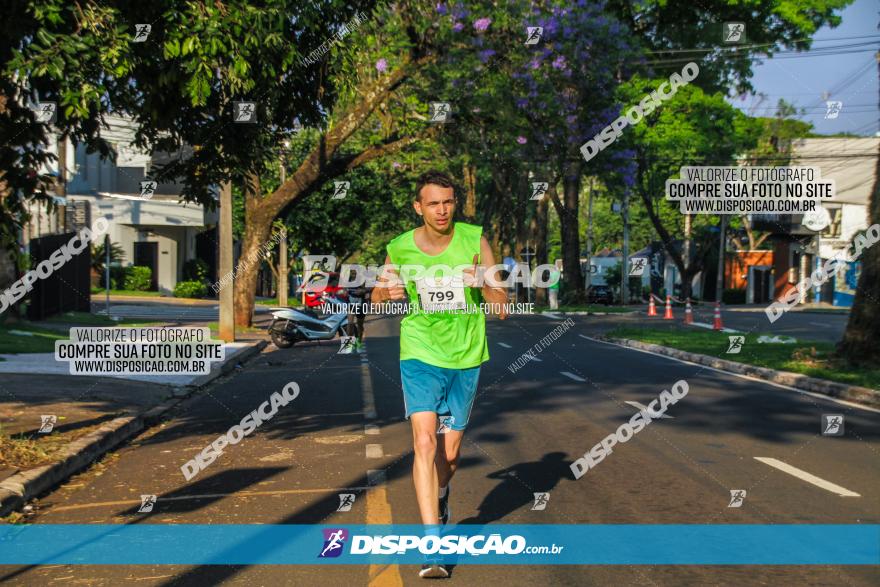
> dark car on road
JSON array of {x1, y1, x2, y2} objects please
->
[{"x1": 587, "y1": 284, "x2": 614, "y2": 305}]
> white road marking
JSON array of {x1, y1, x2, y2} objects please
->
[
  {"x1": 543, "y1": 312, "x2": 564, "y2": 320},
  {"x1": 560, "y1": 371, "x2": 586, "y2": 382},
  {"x1": 528, "y1": 356, "x2": 543, "y2": 362},
  {"x1": 809, "y1": 321, "x2": 828, "y2": 327},
  {"x1": 498, "y1": 342, "x2": 512, "y2": 348},
  {"x1": 754, "y1": 457, "x2": 861, "y2": 497},
  {"x1": 624, "y1": 400, "x2": 673, "y2": 419},
  {"x1": 361, "y1": 355, "x2": 378, "y2": 420},
  {"x1": 365, "y1": 424, "x2": 380, "y2": 435},
  {"x1": 689, "y1": 321, "x2": 741, "y2": 333},
  {"x1": 581, "y1": 335, "x2": 880, "y2": 415},
  {"x1": 366, "y1": 444, "x2": 384, "y2": 459}
]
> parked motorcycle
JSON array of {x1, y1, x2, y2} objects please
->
[{"x1": 267, "y1": 293, "x2": 350, "y2": 349}]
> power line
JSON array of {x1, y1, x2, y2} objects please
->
[{"x1": 645, "y1": 34, "x2": 880, "y2": 54}]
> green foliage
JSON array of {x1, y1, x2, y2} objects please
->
[
  {"x1": 182, "y1": 258, "x2": 209, "y2": 283},
  {"x1": 91, "y1": 241, "x2": 126, "y2": 275},
  {"x1": 173, "y1": 280, "x2": 208, "y2": 298},
  {"x1": 98, "y1": 265, "x2": 128, "y2": 289},
  {"x1": 123, "y1": 266, "x2": 152, "y2": 291}
]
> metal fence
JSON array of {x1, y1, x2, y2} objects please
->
[{"x1": 26, "y1": 232, "x2": 91, "y2": 320}]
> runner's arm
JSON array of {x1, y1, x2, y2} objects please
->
[
  {"x1": 478, "y1": 236, "x2": 509, "y2": 320},
  {"x1": 372, "y1": 254, "x2": 405, "y2": 302}
]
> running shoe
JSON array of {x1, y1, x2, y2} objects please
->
[{"x1": 419, "y1": 563, "x2": 450, "y2": 579}]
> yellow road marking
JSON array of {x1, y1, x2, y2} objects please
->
[{"x1": 362, "y1": 353, "x2": 402, "y2": 587}]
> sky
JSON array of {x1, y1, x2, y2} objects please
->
[{"x1": 728, "y1": 0, "x2": 879, "y2": 136}]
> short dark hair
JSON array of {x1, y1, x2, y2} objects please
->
[{"x1": 415, "y1": 170, "x2": 456, "y2": 202}]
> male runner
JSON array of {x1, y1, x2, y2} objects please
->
[{"x1": 372, "y1": 170, "x2": 508, "y2": 579}]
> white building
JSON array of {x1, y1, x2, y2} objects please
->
[
  {"x1": 790, "y1": 137, "x2": 876, "y2": 306},
  {"x1": 24, "y1": 115, "x2": 218, "y2": 294}
]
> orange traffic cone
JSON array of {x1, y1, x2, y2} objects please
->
[
  {"x1": 684, "y1": 298, "x2": 693, "y2": 324},
  {"x1": 648, "y1": 296, "x2": 657, "y2": 317},
  {"x1": 713, "y1": 302, "x2": 723, "y2": 330},
  {"x1": 664, "y1": 295, "x2": 674, "y2": 320}
]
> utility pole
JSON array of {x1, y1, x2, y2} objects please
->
[
  {"x1": 219, "y1": 181, "x2": 235, "y2": 342},
  {"x1": 621, "y1": 189, "x2": 630, "y2": 305},
  {"x1": 277, "y1": 155, "x2": 289, "y2": 307},
  {"x1": 585, "y1": 178, "x2": 594, "y2": 291},
  {"x1": 715, "y1": 215, "x2": 727, "y2": 303},
  {"x1": 104, "y1": 234, "x2": 110, "y2": 316},
  {"x1": 278, "y1": 227, "x2": 288, "y2": 306}
]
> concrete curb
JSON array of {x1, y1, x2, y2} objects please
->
[
  {"x1": 0, "y1": 339, "x2": 267, "y2": 518},
  {"x1": 603, "y1": 337, "x2": 880, "y2": 408}
]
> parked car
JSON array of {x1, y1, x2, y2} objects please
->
[
  {"x1": 587, "y1": 284, "x2": 614, "y2": 305},
  {"x1": 302, "y1": 272, "x2": 349, "y2": 307}
]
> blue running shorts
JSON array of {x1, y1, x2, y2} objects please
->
[{"x1": 400, "y1": 359, "x2": 481, "y2": 431}]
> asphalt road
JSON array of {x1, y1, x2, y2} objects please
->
[
  {"x1": 1, "y1": 312, "x2": 877, "y2": 586},
  {"x1": 684, "y1": 305, "x2": 850, "y2": 343}
]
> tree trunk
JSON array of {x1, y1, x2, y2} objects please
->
[
  {"x1": 462, "y1": 161, "x2": 477, "y2": 222},
  {"x1": 838, "y1": 146, "x2": 880, "y2": 365},
  {"x1": 560, "y1": 159, "x2": 583, "y2": 297},
  {"x1": 682, "y1": 213, "x2": 692, "y2": 300},
  {"x1": 534, "y1": 193, "x2": 548, "y2": 305},
  {"x1": 233, "y1": 172, "x2": 271, "y2": 327}
]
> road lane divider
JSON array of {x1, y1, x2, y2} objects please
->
[{"x1": 754, "y1": 457, "x2": 861, "y2": 497}]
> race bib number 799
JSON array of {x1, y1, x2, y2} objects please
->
[{"x1": 415, "y1": 275, "x2": 466, "y2": 312}]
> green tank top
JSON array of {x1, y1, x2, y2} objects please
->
[{"x1": 386, "y1": 222, "x2": 489, "y2": 369}]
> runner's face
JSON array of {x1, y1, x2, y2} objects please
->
[{"x1": 415, "y1": 184, "x2": 455, "y2": 232}]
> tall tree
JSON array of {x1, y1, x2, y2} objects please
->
[{"x1": 838, "y1": 49, "x2": 880, "y2": 366}]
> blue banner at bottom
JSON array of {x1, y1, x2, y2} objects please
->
[{"x1": 0, "y1": 525, "x2": 877, "y2": 565}]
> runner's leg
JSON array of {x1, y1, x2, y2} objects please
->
[
  {"x1": 410, "y1": 411, "x2": 441, "y2": 525},
  {"x1": 435, "y1": 429, "x2": 464, "y2": 488}
]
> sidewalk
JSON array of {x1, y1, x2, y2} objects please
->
[
  {"x1": 0, "y1": 342, "x2": 258, "y2": 386},
  {"x1": 0, "y1": 338, "x2": 268, "y2": 516}
]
